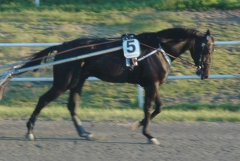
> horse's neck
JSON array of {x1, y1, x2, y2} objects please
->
[
  {"x1": 177, "y1": 39, "x2": 194, "y2": 54},
  {"x1": 163, "y1": 38, "x2": 194, "y2": 58},
  {"x1": 137, "y1": 33, "x2": 159, "y2": 47},
  {"x1": 137, "y1": 32, "x2": 195, "y2": 58}
]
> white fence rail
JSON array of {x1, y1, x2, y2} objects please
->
[
  {"x1": 0, "y1": 41, "x2": 240, "y2": 47},
  {"x1": 10, "y1": 74, "x2": 240, "y2": 108},
  {"x1": 1, "y1": 41, "x2": 240, "y2": 108}
]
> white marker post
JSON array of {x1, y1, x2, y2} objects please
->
[{"x1": 35, "y1": 0, "x2": 40, "y2": 7}]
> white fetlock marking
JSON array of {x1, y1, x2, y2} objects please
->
[
  {"x1": 26, "y1": 133, "x2": 35, "y2": 141},
  {"x1": 148, "y1": 138, "x2": 160, "y2": 145},
  {"x1": 86, "y1": 134, "x2": 94, "y2": 141}
]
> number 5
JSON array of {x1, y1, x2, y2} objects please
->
[{"x1": 127, "y1": 40, "x2": 136, "y2": 53}]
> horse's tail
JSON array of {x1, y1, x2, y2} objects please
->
[{"x1": 15, "y1": 45, "x2": 61, "y2": 74}]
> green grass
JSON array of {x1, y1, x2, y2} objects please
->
[
  {"x1": 1, "y1": 105, "x2": 240, "y2": 122},
  {"x1": 164, "y1": 103, "x2": 240, "y2": 112},
  {"x1": 0, "y1": 0, "x2": 239, "y2": 12},
  {"x1": 0, "y1": 3, "x2": 240, "y2": 121}
]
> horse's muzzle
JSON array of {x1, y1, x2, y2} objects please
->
[
  {"x1": 201, "y1": 74, "x2": 209, "y2": 80},
  {"x1": 196, "y1": 68, "x2": 209, "y2": 80},
  {"x1": 200, "y1": 70, "x2": 209, "y2": 80}
]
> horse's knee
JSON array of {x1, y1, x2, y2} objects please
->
[
  {"x1": 67, "y1": 100, "x2": 79, "y2": 116},
  {"x1": 67, "y1": 105, "x2": 76, "y2": 116},
  {"x1": 155, "y1": 105, "x2": 163, "y2": 114},
  {"x1": 68, "y1": 91, "x2": 80, "y2": 116}
]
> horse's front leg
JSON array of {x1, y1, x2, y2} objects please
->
[
  {"x1": 132, "y1": 91, "x2": 162, "y2": 131},
  {"x1": 141, "y1": 84, "x2": 160, "y2": 145},
  {"x1": 68, "y1": 83, "x2": 93, "y2": 141}
]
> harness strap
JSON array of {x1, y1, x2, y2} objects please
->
[
  {"x1": 137, "y1": 49, "x2": 158, "y2": 61},
  {"x1": 139, "y1": 43, "x2": 197, "y2": 69},
  {"x1": 162, "y1": 53, "x2": 172, "y2": 66},
  {"x1": 137, "y1": 47, "x2": 172, "y2": 67},
  {"x1": 2, "y1": 37, "x2": 198, "y2": 72},
  {"x1": 0, "y1": 69, "x2": 13, "y2": 86}
]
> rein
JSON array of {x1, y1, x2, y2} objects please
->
[
  {"x1": 11, "y1": 40, "x2": 119, "y2": 69},
  {"x1": 139, "y1": 43, "x2": 197, "y2": 69},
  {"x1": 12, "y1": 37, "x2": 197, "y2": 70}
]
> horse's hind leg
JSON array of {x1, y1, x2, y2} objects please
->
[
  {"x1": 67, "y1": 80, "x2": 93, "y2": 141},
  {"x1": 26, "y1": 86, "x2": 65, "y2": 140}
]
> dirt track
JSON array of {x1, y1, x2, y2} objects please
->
[{"x1": 0, "y1": 120, "x2": 239, "y2": 161}]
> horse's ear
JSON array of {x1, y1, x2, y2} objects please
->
[{"x1": 205, "y1": 29, "x2": 211, "y2": 40}]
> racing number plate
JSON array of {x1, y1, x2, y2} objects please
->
[{"x1": 123, "y1": 39, "x2": 141, "y2": 58}]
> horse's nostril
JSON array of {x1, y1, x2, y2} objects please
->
[
  {"x1": 201, "y1": 73, "x2": 209, "y2": 80},
  {"x1": 203, "y1": 75, "x2": 209, "y2": 79}
]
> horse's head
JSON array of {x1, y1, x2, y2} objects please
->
[{"x1": 191, "y1": 29, "x2": 215, "y2": 80}]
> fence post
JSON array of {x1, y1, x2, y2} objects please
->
[
  {"x1": 35, "y1": 0, "x2": 40, "y2": 7},
  {"x1": 137, "y1": 85, "x2": 144, "y2": 108}
]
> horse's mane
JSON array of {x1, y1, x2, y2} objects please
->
[
  {"x1": 129, "y1": 28, "x2": 204, "y2": 50},
  {"x1": 58, "y1": 28, "x2": 204, "y2": 49},
  {"x1": 64, "y1": 28, "x2": 204, "y2": 46},
  {"x1": 157, "y1": 28, "x2": 204, "y2": 43},
  {"x1": 22, "y1": 28, "x2": 205, "y2": 62}
]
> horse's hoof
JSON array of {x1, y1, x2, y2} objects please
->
[
  {"x1": 148, "y1": 138, "x2": 160, "y2": 145},
  {"x1": 86, "y1": 134, "x2": 94, "y2": 141},
  {"x1": 26, "y1": 133, "x2": 35, "y2": 141},
  {"x1": 131, "y1": 121, "x2": 140, "y2": 131}
]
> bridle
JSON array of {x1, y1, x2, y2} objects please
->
[{"x1": 196, "y1": 36, "x2": 214, "y2": 75}]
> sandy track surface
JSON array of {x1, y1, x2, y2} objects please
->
[{"x1": 0, "y1": 120, "x2": 239, "y2": 161}]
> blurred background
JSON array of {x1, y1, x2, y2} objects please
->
[{"x1": 0, "y1": 0, "x2": 239, "y2": 115}]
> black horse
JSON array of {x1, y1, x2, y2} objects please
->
[{"x1": 0, "y1": 28, "x2": 214, "y2": 145}]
